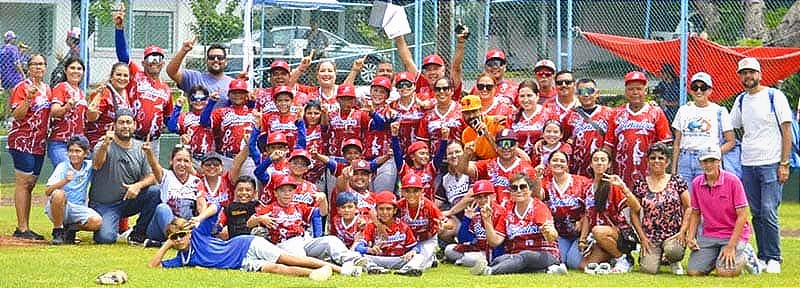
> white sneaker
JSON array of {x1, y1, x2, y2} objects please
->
[
  {"x1": 470, "y1": 258, "x2": 490, "y2": 276},
  {"x1": 309, "y1": 265, "x2": 333, "y2": 281},
  {"x1": 546, "y1": 263, "x2": 568, "y2": 274},
  {"x1": 584, "y1": 263, "x2": 599, "y2": 274},
  {"x1": 670, "y1": 262, "x2": 685, "y2": 275},
  {"x1": 595, "y1": 263, "x2": 612, "y2": 275},
  {"x1": 117, "y1": 228, "x2": 132, "y2": 243},
  {"x1": 765, "y1": 260, "x2": 781, "y2": 274},
  {"x1": 340, "y1": 261, "x2": 362, "y2": 277},
  {"x1": 611, "y1": 256, "x2": 631, "y2": 273}
]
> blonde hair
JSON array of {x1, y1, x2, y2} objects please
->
[{"x1": 165, "y1": 218, "x2": 191, "y2": 236}]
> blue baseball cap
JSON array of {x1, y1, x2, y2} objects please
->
[{"x1": 335, "y1": 192, "x2": 358, "y2": 207}]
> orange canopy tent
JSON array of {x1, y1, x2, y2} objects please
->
[{"x1": 581, "y1": 32, "x2": 800, "y2": 101}]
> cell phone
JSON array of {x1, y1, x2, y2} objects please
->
[
  {"x1": 468, "y1": 117, "x2": 483, "y2": 136},
  {"x1": 455, "y1": 19, "x2": 469, "y2": 39}
]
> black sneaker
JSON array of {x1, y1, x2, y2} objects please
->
[
  {"x1": 394, "y1": 267, "x2": 423, "y2": 277},
  {"x1": 63, "y1": 224, "x2": 78, "y2": 245},
  {"x1": 13, "y1": 228, "x2": 45, "y2": 240},
  {"x1": 142, "y1": 239, "x2": 163, "y2": 248},
  {"x1": 127, "y1": 233, "x2": 146, "y2": 246},
  {"x1": 366, "y1": 265, "x2": 390, "y2": 275},
  {"x1": 51, "y1": 228, "x2": 66, "y2": 245}
]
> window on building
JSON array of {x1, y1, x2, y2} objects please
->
[{"x1": 95, "y1": 11, "x2": 173, "y2": 51}]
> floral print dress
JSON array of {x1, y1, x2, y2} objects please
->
[{"x1": 632, "y1": 175, "x2": 688, "y2": 245}]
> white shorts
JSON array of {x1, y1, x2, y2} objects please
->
[
  {"x1": 240, "y1": 237, "x2": 284, "y2": 272},
  {"x1": 45, "y1": 197, "x2": 100, "y2": 226}
]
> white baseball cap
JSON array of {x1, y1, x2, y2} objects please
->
[
  {"x1": 534, "y1": 59, "x2": 556, "y2": 72},
  {"x1": 737, "y1": 57, "x2": 761, "y2": 73},
  {"x1": 698, "y1": 146, "x2": 722, "y2": 161},
  {"x1": 690, "y1": 72, "x2": 713, "y2": 87}
]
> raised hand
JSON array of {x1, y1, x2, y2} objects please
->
[
  {"x1": 65, "y1": 170, "x2": 75, "y2": 182},
  {"x1": 175, "y1": 96, "x2": 185, "y2": 107},
  {"x1": 104, "y1": 126, "x2": 116, "y2": 145},
  {"x1": 313, "y1": 192, "x2": 327, "y2": 203},
  {"x1": 210, "y1": 91, "x2": 220, "y2": 101},
  {"x1": 464, "y1": 201, "x2": 479, "y2": 219},
  {"x1": 112, "y1": 2, "x2": 126, "y2": 29},
  {"x1": 182, "y1": 35, "x2": 197, "y2": 53},
  {"x1": 352, "y1": 57, "x2": 365, "y2": 71},
  {"x1": 390, "y1": 122, "x2": 400, "y2": 136},
  {"x1": 180, "y1": 134, "x2": 191, "y2": 145},
  {"x1": 602, "y1": 173, "x2": 626, "y2": 188},
  {"x1": 269, "y1": 149, "x2": 286, "y2": 162},
  {"x1": 441, "y1": 126, "x2": 450, "y2": 140}
]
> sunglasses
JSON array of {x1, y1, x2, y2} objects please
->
[
  {"x1": 477, "y1": 84, "x2": 494, "y2": 91},
  {"x1": 434, "y1": 86, "x2": 451, "y2": 92},
  {"x1": 577, "y1": 88, "x2": 596, "y2": 95},
  {"x1": 485, "y1": 59, "x2": 506, "y2": 68},
  {"x1": 396, "y1": 81, "x2": 414, "y2": 89},
  {"x1": 555, "y1": 79, "x2": 574, "y2": 86},
  {"x1": 535, "y1": 70, "x2": 553, "y2": 78},
  {"x1": 648, "y1": 155, "x2": 667, "y2": 161},
  {"x1": 207, "y1": 55, "x2": 226, "y2": 61},
  {"x1": 191, "y1": 94, "x2": 208, "y2": 101},
  {"x1": 168, "y1": 230, "x2": 190, "y2": 241},
  {"x1": 145, "y1": 55, "x2": 164, "y2": 64},
  {"x1": 497, "y1": 139, "x2": 516, "y2": 149},
  {"x1": 509, "y1": 183, "x2": 528, "y2": 192},
  {"x1": 690, "y1": 85, "x2": 710, "y2": 92},
  {"x1": 174, "y1": 144, "x2": 192, "y2": 149}
]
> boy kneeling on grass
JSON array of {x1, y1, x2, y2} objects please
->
[
  {"x1": 45, "y1": 135, "x2": 102, "y2": 244},
  {"x1": 148, "y1": 203, "x2": 339, "y2": 281}
]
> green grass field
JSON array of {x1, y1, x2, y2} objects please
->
[{"x1": 1, "y1": 186, "x2": 799, "y2": 287}]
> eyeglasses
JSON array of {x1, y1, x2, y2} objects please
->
[
  {"x1": 477, "y1": 84, "x2": 494, "y2": 91},
  {"x1": 690, "y1": 85, "x2": 710, "y2": 92},
  {"x1": 29, "y1": 62, "x2": 46, "y2": 67},
  {"x1": 485, "y1": 59, "x2": 506, "y2": 68},
  {"x1": 577, "y1": 88, "x2": 596, "y2": 95},
  {"x1": 207, "y1": 55, "x2": 226, "y2": 61},
  {"x1": 290, "y1": 160, "x2": 310, "y2": 168},
  {"x1": 396, "y1": 81, "x2": 414, "y2": 89},
  {"x1": 535, "y1": 70, "x2": 553, "y2": 78},
  {"x1": 145, "y1": 55, "x2": 164, "y2": 64},
  {"x1": 509, "y1": 183, "x2": 528, "y2": 192},
  {"x1": 555, "y1": 79, "x2": 574, "y2": 86},
  {"x1": 434, "y1": 86, "x2": 451, "y2": 92},
  {"x1": 648, "y1": 155, "x2": 667, "y2": 161},
  {"x1": 168, "y1": 230, "x2": 190, "y2": 241},
  {"x1": 497, "y1": 139, "x2": 516, "y2": 149}
]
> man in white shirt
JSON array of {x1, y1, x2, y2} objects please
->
[{"x1": 729, "y1": 57, "x2": 793, "y2": 274}]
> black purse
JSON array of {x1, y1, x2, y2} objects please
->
[{"x1": 605, "y1": 213, "x2": 639, "y2": 253}]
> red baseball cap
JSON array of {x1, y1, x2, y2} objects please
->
[
  {"x1": 143, "y1": 45, "x2": 165, "y2": 57},
  {"x1": 495, "y1": 129, "x2": 517, "y2": 142},
  {"x1": 485, "y1": 49, "x2": 506, "y2": 62},
  {"x1": 351, "y1": 159, "x2": 371, "y2": 172},
  {"x1": 394, "y1": 71, "x2": 416, "y2": 83},
  {"x1": 289, "y1": 149, "x2": 311, "y2": 162},
  {"x1": 374, "y1": 190, "x2": 398, "y2": 207},
  {"x1": 472, "y1": 180, "x2": 495, "y2": 196},
  {"x1": 272, "y1": 174, "x2": 297, "y2": 189},
  {"x1": 401, "y1": 173, "x2": 424, "y2": 189},
  {"x1": 371, "y1": 76, "x2": 392, "y2": 91},
  {"x1": 272, "y1": 85, "x2": 294, "y2": 98},
  {"x1": 267, "y1": 132, "x2": 289, "y2": 145},
  {"x1": 270, "y1": 60, "x2": 290, "y2": 73},
  {"x1": 422, "y1": 54, "x2": 445, "y2": 67},
  {"x1": 341, "y1": 138, "x2": 363, "y2": 151},
  {"x1": 337, "y1": 84, "x2": 356, "y2": 98},
  {"x1": 407, "y1": 141, "x2": 428, "y2": 155},
  {"x1": 624, "y1": 71, "x2": 648, "y2": 85},
  {"x1": 229, "y1": 79, "x2": 249, "y2": 92}
]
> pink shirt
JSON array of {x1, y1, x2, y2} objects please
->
[{"x1": 690, "y1": 170, "x2": 751, "y2": 242}]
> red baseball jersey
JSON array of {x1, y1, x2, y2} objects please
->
[
  {"x1": 603, "y1": 104, "x2": 673, "y2": 187},
  {"x1": 416, "y1": 75, "x2": 463, "y2": 101},
  {"x1": 176, "y1": 111, "x2": 215, "y2": 155},
  {"x1": 127, "y1": 63, "x2": 172, "y2": 139},
  {"x1": 561, "y1": 106, "x2": 613, "y2": 177},
  {"x1": 254, "y1": 201, "x2": 313, "y2": 244},
  {"x1": 257, "y1": 162, "x2": 290, "y2": 204},
  {"x1": 468, "y1": 79, "x2": 518, "y2": 106},
  {"x1": 329, "y1": 214, "x2": 369, "y2": 248},
  {"x1": 542, "y1": 97, "x2": 578, "y2": 122},
  {"x1": 496, "y1": 198, "x2": 559, "y2": 258},
  {"x1": 198, "y1": 172, "x2": 235, "y2": 209},
  {"x1": 475, "y1": 158, "x2": 535, "y2": 206},
  {"x1": 542, "y1": 174, "x2": 590, "y2": 238},
  {"x1": 457, "y1": 203, "x2": 507, "y2": 254},
  {"x1": 416, "y1": 102, "x2": 466, "y2": 153},
  {"x1": 303, "y1": 123, "x2": 328, "y2": 183},
  {"x1": 530, "y1": 142, "x2": 573, "y2": 168},
  {"x1": 585, "y1": 184, "x2": 630, "y2": 229},
  {"x1": 49, "y1": 82, "x2": 87, "y2": 142},
  {"x1": 364, "y1": 105, "x2": 395, "y2": 159},
  {"x1": 85, "y1": 88, "x2": 132, "y2": 147},
  {"x1": 399, "y1": 162, "x2": 438, "y2": 201},
  {"x1": 253, "y1": 86, "x2": 311, "y2": 113},
  {"x1": 8, "y1": 81, "x2": 51, "y2": 155},
  {"x1": 309, "y1": 85, "x2": 341, "y2": 112},
  {"x1": 291, "y1": 180, "x2": 321, "y2": 207},
  {"x1": 260, "y1": 112, "x2": 299, "y2": 148},
  {"x1": 512, "y1": 107, "x2": 556, "y2": 155},
  {"x1": 482, "y1": 98, "x2": 517, "y2": 121},
  {"x1": 327, "y1": 109, "x2": 370, "y2": 156},
  {"x1": 329, "y1": 190, "x2": 375, "y2": 220},
  {"x1": 362, "y1": 220, "x2": 418, "y2": 257},
  {"x1": 391, "y1": 98, "x2": 426, "y2": 153},
  {"x1": 397, "y1": 198, "x2": 442, "y2": 241},
  {"x1": 210, "y1": 105, "x2": 254, "y2": 155}
]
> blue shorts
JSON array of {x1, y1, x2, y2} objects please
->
[{"x1": 9, "y1": 149, "x2": 45, "y2": 176}]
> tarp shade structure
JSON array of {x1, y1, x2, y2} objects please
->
[
  {"x1": 581, "y1": 32, "x2": 800, "y2": 102},
  {"x1": 254, "y1": 0, "x2": 345, "y2": 11}
]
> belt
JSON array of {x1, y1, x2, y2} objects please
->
[{"x1": 680, "y1": 149, "x2": 704, "y2": 155}]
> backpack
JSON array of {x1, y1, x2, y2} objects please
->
[{"x1": 737, "y1": 88, "x2": 800, "y2": 168}]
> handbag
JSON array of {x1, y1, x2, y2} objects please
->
[
  {"x1": 717, "y1": 108, "x2": 742, "y2": 178},
  {"x1": 604, "y1": 213, "x2": 638, "y2": 253}
]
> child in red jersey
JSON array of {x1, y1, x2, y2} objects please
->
[
  {"x1": 397, "y1": 174, "x2": 444, "y2": 269},
  {"x1": 530, "y1": 120, "x2": 572, "y2": 167},
  {"x1": 329, "y1": 192, "x2": 369, "y2": 248},
  {"x1": 391, "y1": 122, "x2": 447, "y2": 202},
  {"x1": 444, "y1": 180, "x2": 507, "y2": 267}
]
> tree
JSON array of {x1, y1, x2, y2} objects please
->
[
  {"x1": 770, "y1": 1, "x2": 800, "y2": 46},
  {"x1": 188, "y1": 0, "x2": 244, "y2": 45}
]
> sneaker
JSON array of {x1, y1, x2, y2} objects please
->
[
  {"x1": 470, "y1": 258, "x2": 490, "y2": 276},
  {"x1": 51, "y1": 228, "x2": 66, "y2": 245},
  {"x1": 765, "y1": 260, "x2": 781, "y2": 274},
  {"x1": 353, "y1": 256, "x2": 369, "y2": 268},
  {"x1": 366, "y1": 265, "x2": 390, "y2": 275},
  {"x1": 309, "y1": 265, "x2": 333, "y2": 281},
  {"x1": 742, "y1": 245, "x2": 761, "y2": 275},
  {"x1": 63, "y1": 224, "x2": 79, "y2": 245},
  {"x1": 394, "y1": 267, "x2": 423, "y2": 277},
  {"x1": 670, "y1": 262, "x2": 685, "y2": 275},
  {"x1": 595, "y1": 263, "x2": 612, "y2": 275},
  {"x1": 142, "y1": 239, "x2": 163, "y2": 248},
  {"x1": 340, "y1": 261, "x2": 362, "y2": 277},
  {"x1": 431, "y1": 255, "x2": 439, "y2": 268},
  {"x1": 584, "y1": 262, "x2": 599, "y2": 275},
  {"x1": 546, "y1": 263, "x2": 568, "y2": 274},
  {"x1": 13, "y1": 228, "x2": 45, "y2": 240},
  {"x1": 117, "y1": 228, "x2": 132, "y2": 243},
  {"x1": 611, "y1": 256, "x2": 632, "y2": 273},
  {"x1": 128, "y1": 234, "x2": 162, "y2": 248}
]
